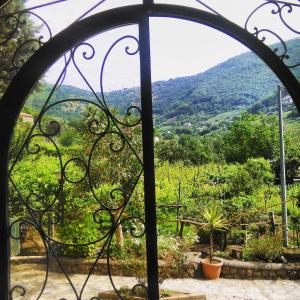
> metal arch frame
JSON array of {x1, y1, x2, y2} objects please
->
[
  {"x1": 0, "y1": 0, "x2": 11, "y2": 9},
  {"x1": 2, "y1": 4, "x2": 300, "y2": 118},
  {"x1": 1, "y1": 3, "x2": 300, "y2": 300}
]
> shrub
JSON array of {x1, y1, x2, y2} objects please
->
[
  {"x1": 229, "y1": 229, "x2": 247, "y2": 245},
  {"x1": 55, "y1": 213, "x2": 100, "y2": 257},
  {"x1": 214, "y1": 250, "x2": 230, "y2": 259},
  {"x1": 157, "y1": 235, "x2": 189, "y2": 281},
  {"x1": 109, "y1": 236, "x2": 146, "y2": 260},
  {"x1": 242, "y1": 234, "x2": 283, "y2": 262}
]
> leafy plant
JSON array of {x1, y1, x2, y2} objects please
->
[
  {"x1": 242, "y1": 234, "x2": 283, "y2": 262},
  {"x1": 200, "y1": 205, "x2": 228, "y2": 263},
  {"x1": 229, "y1": 229, "x2": 247, "y2": 245},
  {"x1": 214, "y1": 250, "x2": 230, "y2": 259}
]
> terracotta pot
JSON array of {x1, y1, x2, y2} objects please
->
[{"x1": 201, "y1": 257, "x2": 222, "y2": 279}]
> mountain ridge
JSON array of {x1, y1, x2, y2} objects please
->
[{"x1": 25, "y1": 37, "x2": 300, "y2": 135}]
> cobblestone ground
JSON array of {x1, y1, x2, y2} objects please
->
[{"x1": 11, "y1": 264, "x2": 300, "y2": 300}]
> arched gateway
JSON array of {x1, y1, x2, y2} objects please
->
[{"x1": 0, "y1": 1, "x2": 300, "y2": 299}]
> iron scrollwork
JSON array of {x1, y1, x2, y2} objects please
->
[
  {"x1": 0, "y1": 0, "x2": 300, "y2": 92},
  {"x1": 4, "y1": 1, "x2": 300, "y2": 299},
  {"x1": 194, "y1": 0, "x2": 300, "y2": 69},
  {"x1": 0, "y1": 0, "x2": 109, "y2": 92},
  {"x1": 9, "y1": 33, "x2": 146, "y2": 299},
  {"x1": 245, "y1": 0, "x2": 300, "y2": 68},
  {"x1": 0, "y1": 5, "x2": 53, "y2": 82}
]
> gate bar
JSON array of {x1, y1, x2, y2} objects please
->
[{"x1": 139, "y1": 11, "x2": 159, "y2": 300}]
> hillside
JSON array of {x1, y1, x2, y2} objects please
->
[{"x1": 25, "y1": 38, "x2": 300, "y2": 134}]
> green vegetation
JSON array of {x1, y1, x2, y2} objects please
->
[
  {"x1": 200, "y1": 205, "x2": 227, "y2": 263},
  {"x1": 223, "y1": 113, "x2": 279, "y2": 163},
  {"x1": 10, "y1": 100, "x2": 300, "y2": 267},
  {"x1": 0, "y1": 0, "x2": 37, "y2": 96},
  {"x1": 242, "y1": 235, "x2": 283, "y2": 262},
  {"x1": 8, "y1": 35, "x2": 300, "y2": 270}
]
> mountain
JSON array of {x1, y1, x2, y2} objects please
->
[{"x1": 25, "y1": 38, "x2": 300, "y2": 135}]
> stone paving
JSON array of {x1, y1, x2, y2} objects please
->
[
  {"x1": 161, "y1": 278, "x2": 300, "y2": 300},
  {"x1": 11, "y1": 264, "x2": 300, "y2": 300}
]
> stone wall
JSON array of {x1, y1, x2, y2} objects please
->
[
  {"x1": 49, "y1": 257, "x2": 136, "y2": 276},
  {"x1": 48, "y1": 257, "x2": 197, "y2": 278},
  {"x1": 220, "y1": 259, "x2": 300, "y2": 279},
  {"x1": 11, "y1": 255, "x2": 300, "y2": 280}
]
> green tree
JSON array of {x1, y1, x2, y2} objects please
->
[
  {"x1": 9, "y1": 120, "x2": 30, "y2": 163},
  {"x1": 179, "y1": 134, "x2": 224, "y2": 165},
  {"x1": 156, "y1": 140, "x2": 189, "y2": 164},
  {"x1": 0, "y1": 0, "x2": 36, "y2": 96},
  {"x1": 227, "y1": 158, "x2": 274, "y2": 197},
  {"x1": 78, "y1": 105, "x2": 143, "y2": 248},
  {"x1": 224, "y1": 113, "x2": 279, "y2": 163},
  {"x1": 58, "y1": 127, "x2": 78, "y2": 147},
  {"x1": 9, "y1": 155, "x2": 60, "y2": 218}
]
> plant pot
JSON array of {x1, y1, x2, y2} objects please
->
[{"x1": 201, "y1": 257, "x2": 222, "y2": 279}]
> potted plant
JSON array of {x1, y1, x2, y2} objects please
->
[{"x1": 200, "y1": 205, "x2": 227, "y2": 279}]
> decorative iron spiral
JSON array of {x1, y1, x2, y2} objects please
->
[{"x1": 245, "y1": 0, "x2": 300, "y2": 68}]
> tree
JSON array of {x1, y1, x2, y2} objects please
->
[
  {"x1": 224, "y1": 113, "x2": 279, "y2": 163},
  {"x1": 9, "y1": 155, "x2": 60, "y2": 218},
  {"x1": 0, "y1": 0, "x2": 36, "y2": 96},
  {"x1": 78, "y1": 105, "x2": 143, "y2": 248},
  {"x1": 226, "y1": 158, "x2": 274, "y2": 197},
  {"x1": 9, "y1": 119, "x2": 30, "y2": 163},
  {"x1": 156, "y1": 139, "x2": 189, "y2": 164},
  {"x1": 179, "y1": 134, "x2": 225, "y2": 165}
]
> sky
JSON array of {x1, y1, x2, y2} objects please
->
[{"x1": 25, "y1": 0, "x2": 299, "y2": 91}]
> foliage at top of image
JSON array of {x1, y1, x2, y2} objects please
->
[{"x1": 0, "y1": 0, "x2": 37, "y2": 97}]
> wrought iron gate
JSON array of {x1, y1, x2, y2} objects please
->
[{"x1": 1, "y1": 1, "x2": 300, "y2": 299}]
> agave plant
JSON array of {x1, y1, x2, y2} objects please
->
[{"x1": 200, "y1": 205, "x2": 228, "y2": 263}]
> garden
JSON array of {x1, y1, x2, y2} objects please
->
[
  {"x1": 2, "y1": 1, "x2": 300, "y2": 299},
  {"x1": 9, "y1": 106, "x2": 300, "y2": 295}
]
